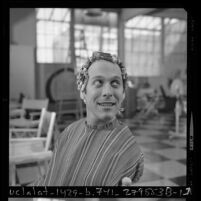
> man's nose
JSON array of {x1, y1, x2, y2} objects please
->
[{"x1": 102, "y1": 84, "x2": 112, "y2": 97}]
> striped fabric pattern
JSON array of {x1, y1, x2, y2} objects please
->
[{"x1": 35, "y1": 118, "x2": 144, "y2": 186}]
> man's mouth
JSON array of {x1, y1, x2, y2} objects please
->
[{"x1": 97, "y1": 102, "x2": 116, "y2": 107}]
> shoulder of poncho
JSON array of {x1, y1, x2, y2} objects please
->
[
  {"x1": 118, "y1": 120, "x2": 135, "y2": 137},
  {"x1": 56, "y1": 118, "x2": 85, "y2": 142},
  {"x1": 67, "y1": 118, "x2": 85, "y2": 129}
]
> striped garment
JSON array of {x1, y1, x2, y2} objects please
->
[{"x1": 34, "y1": 118, "x2": 144, "y2": 186}]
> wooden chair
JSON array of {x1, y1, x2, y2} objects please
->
[
  {"x1": 10, "y1": 107, "x2": 44, "y2": 138},
  {"x1": 9, "y1": 108, "x2": 56, "y2": 186},
  {"x1": 10, "y1": 98, "x2": 49, "y2": 120}
]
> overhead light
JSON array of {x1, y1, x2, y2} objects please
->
[{"x1": 84, "y1": 9, "x2": 103, "y2": 17}]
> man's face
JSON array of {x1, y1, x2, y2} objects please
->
[{"x1": 83, "y1": 60, "x2": 125, "y2": 124}]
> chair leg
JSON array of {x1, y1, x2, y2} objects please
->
[{"x1": 9, "y1": 163, "x2": 16, "y2": 186}]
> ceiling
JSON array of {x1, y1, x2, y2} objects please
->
[
  {"x1": 145, "y1": 8, "x2": 187, "y2": 20},
  {"x1": 101, "y1": 8, "x2": 187, "y2": 20},
  {"x1": 11, "y1": 8, "x2": 187, "y2": 28},
  {"x1": 75, "y1": 8, "x2": 187, "y2": 27}
]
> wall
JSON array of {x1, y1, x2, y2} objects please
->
[
  {"x1": 10, "y1": 45, "x2": 35, "y2": 99},
  {"x1": 36, "y1": 64, "x2": 67, "y2": 99},
  {"x1": 10, "y1": 8, "x2": 36, "y2": 46},
  {"x1": 9, "y1": 8, "x2": 36, "y2": 99}
]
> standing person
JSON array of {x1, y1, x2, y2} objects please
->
[
  {"x1": 170, "y1": 69, "x2": 185, "y2": 98},
  {"x1": 34, "y1": 51, "x2": 144, "y2": 186}
]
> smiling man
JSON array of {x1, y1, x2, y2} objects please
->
[
  {"x1": 84, "y1": 59, "x2": 125, "y2": 126},
  {"x1": 34, "y1": 51, "x2": 144, "y2": 186}
]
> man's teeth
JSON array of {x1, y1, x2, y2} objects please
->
[{"x1": 98, "y1": 103, "x2": 115, "y2": 106}]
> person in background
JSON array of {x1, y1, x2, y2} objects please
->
[
  {"x1": 170, "y1": 69, "x2": 185, "y2": 98},
  {"x1": 34, "y1": 51, "x2": 144, "y2": 186}
]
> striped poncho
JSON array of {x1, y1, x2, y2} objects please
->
[{"x1": 35, "y1": 118, "x2": 144, "y2": 186}]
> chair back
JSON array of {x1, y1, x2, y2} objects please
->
[
  {"x1": 9, "y1": 109, "x2": 56, "y2": 186},
  {"x1": 36, "y1": 108, "x2": 56, "y2": 151},
  {"x1": 10, "y1": 108, "x2": 56, "y2": 156}
]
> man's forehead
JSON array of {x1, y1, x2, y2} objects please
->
[{"x1": 88, "y1": 60, "x2": 122, "y2": 78}]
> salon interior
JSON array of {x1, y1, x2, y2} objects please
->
[{"x1": 9, "y1": 8, "x2": 188, "y2": 201}]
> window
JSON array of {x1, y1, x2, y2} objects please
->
[
  {"x1": 74, "y1": 24, "x2": 117, "y2": 72},
  {"x1": 125, "y1": 16, "x2": 161, "y2": 77},
  {"x1": 36, "y1": 8, "x2": 71, "y2": 63},
  {"x1": 164, "y1": 18, "x2": 187, "y2": 56},
  {"x1": 36, "y1": 8, "x2": 118, "y2": 69},
  {"x1": 125, "y1": 15, "x2": 187, "y2": 77},
  {"x1": 74, "y1": 10, "x2": 118, "y2": 73},
  {"x1": 74, "y1": 25, "x2": 101, "y2": 70}
]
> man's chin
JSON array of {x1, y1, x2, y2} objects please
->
[{"x1": 100, "y1": 113, "x2": 116, "y2": 122}]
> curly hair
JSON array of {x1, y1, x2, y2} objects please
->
[{"x1": 76, "y1": 51, "x2": 128, "y2": 94}]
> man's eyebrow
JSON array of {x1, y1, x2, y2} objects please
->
[
  {"x1": 91, "y1": 75, "x2": 122, "y2": 80},
  {"x1": 112, "y1": 76, "x2": 122, "y2": 80},
  {"x1": 91, "y1": 76, "x2": 104, "y2": 80}
]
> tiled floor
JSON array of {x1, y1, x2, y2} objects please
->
[
  {"x1": 15, "y1": 112, "x2": 187, "y2": 188},
  {"x1": 124, "y1": 112, "x2": 187, "y2": 187}
]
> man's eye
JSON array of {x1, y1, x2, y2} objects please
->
[
  {"x1": 94, "y1": 80, "x2": 102, "y2": 87},
  {"x1": 111, "y1": 81, "x2": 120, "y2": 87}
]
